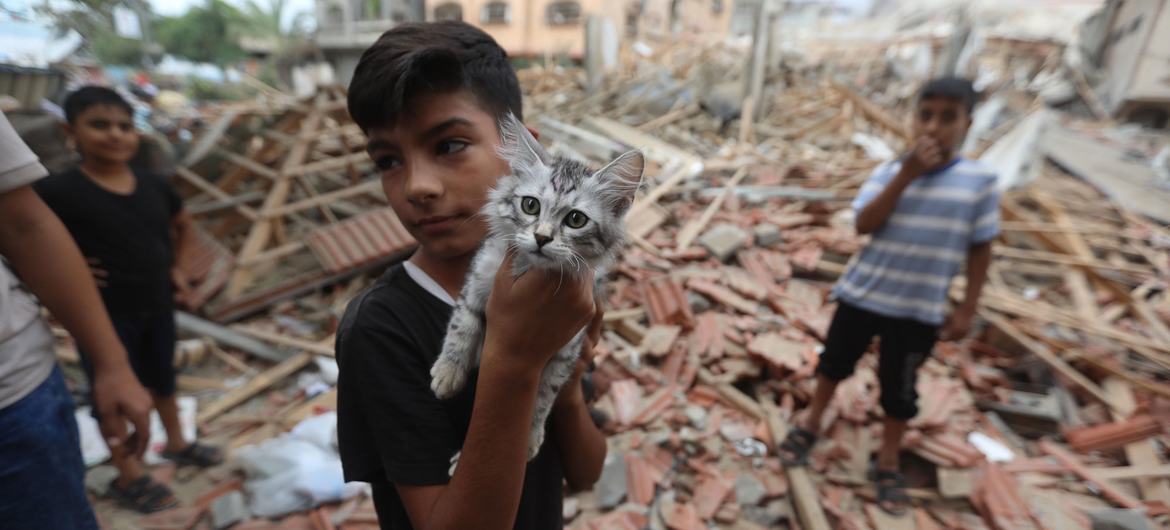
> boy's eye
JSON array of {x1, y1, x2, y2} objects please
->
[
  {"x1": 520, "y1": 196, "x2": 540, "y2": 215},
  {"x1": 374, "y1": 156, "x2": 401, "y2": 171},
  {"x1": 437, "y1": 139, "x2": 469, "y2": 156},
  {"x1": 564, "y1": 210, "x2": 589, "y2": 229},
  {"x1": 918, "y1": 110, "x2": 932, "y2": 121}
]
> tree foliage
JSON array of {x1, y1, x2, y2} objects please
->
[{"x1": 154, "y1": 0, "x2": 246, "y2": 66}]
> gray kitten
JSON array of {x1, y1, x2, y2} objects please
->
[{"x1": 429, "y1": 112, "x2": 643, "y2": 464}]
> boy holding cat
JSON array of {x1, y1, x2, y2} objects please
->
[
  {"x1": 336, "y1": 22, "x2": 607, "y2": 529},
  {"x1": 777, "y1": 77, "x2": 998, "y2": 515}
]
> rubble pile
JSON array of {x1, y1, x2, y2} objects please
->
[{"x1": 62, "y1": 38, "x2": 1169, "y2": 530}]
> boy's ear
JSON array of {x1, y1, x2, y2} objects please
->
[
  {"x1": 596, "y1": 150, "x2": 644, "y2": 216},
  {"x1": 526, "y1": 126, "x2": 540, "y2": 141},
  {"x1": 497, "y1": 112, "x2": 551, "y2": 175}
]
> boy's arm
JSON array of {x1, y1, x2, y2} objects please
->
[
  {"x1": 397, "y1": 252, "x2": 596, "y2": 530},
  {"x1": 552, "y1": 303, "x2": 607, "y2": 491},
  {"x1": 855, "y1": 137, "x2": 943, "y2": 234},
  {"x1": 941, "y1": 241, "x2": 991, "y2": 341},
  {"x1": 170, "y1": 209, "x2": 198, "y2": 308},
  {"x1": 0, "y1": 185, "x2": 153, "y2": 456}
]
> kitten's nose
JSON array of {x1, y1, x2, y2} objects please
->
[{"x1": 534, "y1": 234, "x2": 553, "y2": 248}]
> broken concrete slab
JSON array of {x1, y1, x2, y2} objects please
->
[
  {"x1": 1089, "y1": 509, "x2": 1153, "y2": 530},
  {"x1": 698, "y1": 224, "x2": 749, "y2": 262},
  {"x1": 734, "y1": 473, "x2": 768, "y2": 506},
  {"x1": 752, "y1": 224, "x2": 782, "y2": 247}
]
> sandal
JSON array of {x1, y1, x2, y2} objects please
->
[
  {"x1": 108, "y1": 475, "x2": 179, "y2": 514},
  {"x1": 777, "y1": 427, "x2": 818, "y2": 466},
  {"x1": 161, "y1": 442, "x2": 224, "y2": 468},
  {"x1": 872, "y1": 469, "x2": 911, "y2": 516}
]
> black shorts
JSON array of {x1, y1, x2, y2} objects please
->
[
  {"x1": 80, "y1": 309, "x2": 177, "y2": 400},
  {"x1": 816, "y1": 301, "x2": 939, "y2": 420}
]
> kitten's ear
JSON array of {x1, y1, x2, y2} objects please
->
[
  {"x1": 497, "y1": 112, "x2": 552, "y2": 176},
  {"x1": 596, "y1": 149, "x2": 644, "y2": 216}
]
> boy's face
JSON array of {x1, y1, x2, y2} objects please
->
[
  {"x1": 365, "y1": 90, "x2": 512, "y2": 260},
  {"x1": 911, "y1": 96, "x2": 971, "y2": 160},
  {"x1": 66, "y1": 104, "x2": 139, "y2": 164}
]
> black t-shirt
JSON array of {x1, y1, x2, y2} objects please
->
[
  {"x1": 336, "y1": 263, "x2": 564, "y2": 530},
  {"x1": 34, "y1": 167, "x2": 181, "y2": 315}
]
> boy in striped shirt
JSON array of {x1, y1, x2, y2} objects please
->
[{"x1": 778, "y1": 78, "x2": 998, "y2": 515}]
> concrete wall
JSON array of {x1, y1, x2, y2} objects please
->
[
  {"x1": 1126, "y1": 1, "x2": 1170, "y2": 102},
  {"x1": 1097, "y1": 0, "x2": 1166, "y2": 113}
]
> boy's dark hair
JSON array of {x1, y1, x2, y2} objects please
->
[
  {"x1": 918, "y1": 77, "x2": 978, "y2": 114},
  {"x1": 63, "y1": 85, "x2": 133, "y2": 124},
  {"x1": 347, "y1": 21, "x2": 522, "y2": 132}
]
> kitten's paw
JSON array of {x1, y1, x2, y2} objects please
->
[
  {"x1": 448, "y1": 450, "x2": 461, "y2": 477},
  {"x1": 526, "y1": 430, "x2": 545, "y2": 461},
  {"x1": 430, "y1": 358, "x2": 467, "y2": 399}
]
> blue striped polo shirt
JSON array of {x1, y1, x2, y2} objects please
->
[{"x1": 832, "y1": 157, "x2": 1000, "y2": 325}]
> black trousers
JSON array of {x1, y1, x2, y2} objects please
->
[{"x1": 816, "y1": 301, "x2": 939, "y2": 420}]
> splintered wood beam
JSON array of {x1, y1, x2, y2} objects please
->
[
  {"x1": 197, "y1": 351, "x2": 316, "y2": 425},
  {"x1": 787, "y1": 467, "x2": 832, "y2": 530},
  {"x1": 831, "y1": 82, "x2": 911, "y2": 143},
  {"x1": 265, "y1": 180, "x2": 382, "y2": 218},
  {"x1": 174, "y1": 167, "x2": 258, "y2": 221},
  {"x1": 982, "y1": 311, "x2": 1131, "y2": 416},
  {"x1": 225, "y1": 103, "x2": 324, "y2": 299},
  {"x1": 675, "y1": 166, "x2": 749, "y2": 251}
]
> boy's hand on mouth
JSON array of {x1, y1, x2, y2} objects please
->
[
  {"x1": 902, "y1": 136, "x2": 946, "y2": 178},
  {"x1": 482, "y1": 250, "x2": 597, "y2": 374}
]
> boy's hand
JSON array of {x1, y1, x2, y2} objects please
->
[
  {"x1": 901, "y1": 137, "x2": 946, "y2": 178},
  {"x1": 482, "y1": 251, "x2": 596, "y2": 377},
  {"x1": 171, "y1": 267, "x2": 196, "y2": 310},
  {"x1": 91, "y1": 363, "x2": 153, "y2": 458},
  {"x1": 556, "y1": 298, "x2": 604, "y2": 410},
  {"x1": 940, "y1": 305, "x2": 975, "y2": 342}
]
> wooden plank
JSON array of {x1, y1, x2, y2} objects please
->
[
  {"x1": 174, "y1": 167, "x2": 258, "y2": 221},
  {"x1": 626, "y1": 163, "x2": 703, "y2": 219},
  {"x1": 1103, "y1": 378, "x2": 1170, "y2": 506},
  {"x1": 831, "y1": 82, "x2": 912, "y2": 142},
  {"x1": 994, "y1": 246, "x2": 1151, "y2": 275},
  {"x1": 213, "y1": 146, "x2": 279, "y2": 180},
  {"x1": 786, "y1": 467, "x2": 832, "y2": 530},
  {"x1": 982, "y1": 311, "x2": 1131, "y2": 415},
  {"x1": 231, "y1": 325, "x2": 335, "y2": 357},
  {"x1": 675, "y1": 166, "x2": 749, "y2": 251},
  {"x1": 197, "y1": 351, "x2": 316, "y2": 425},
  {"x1": 226, "y1": 105, "x2": 324, "y2": 298},
  {"x1": 584, "y1": 116, "x2": 704, "y2": 168},
  {"x1": 265, "y1": 179, "x2": 382, "y2": 218},
  {"x1": 236, "y1": 241, "x2": 307, "y2": 267}
]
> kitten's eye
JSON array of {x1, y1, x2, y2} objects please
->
[
  {"x1": 520, "y1": 196, "x2": 540, "y2": 215},
  {"x1": 564, "y1": 210, "x2": 589, "y2": 229}
]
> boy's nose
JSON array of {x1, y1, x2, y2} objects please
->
[{"x1": 404, "y1": 167, "x2": 443, "y2": 204}]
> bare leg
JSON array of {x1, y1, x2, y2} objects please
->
[
  {"x1": 799, "y1": 373, "x2": 842, "y2": 435},
  {"x1": 111, "y1": 443, "x2": 147, "y2": 488},
  {"x1": 877, "y1": 416, "x2": 907, "y2": 472},
  {"x1": 154, "y1": 392, "x2": 188, "y2": 454}
]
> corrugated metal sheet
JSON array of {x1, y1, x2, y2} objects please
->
[{"x1": 306, "y1": 208, "x2": 416, "y2": 273}]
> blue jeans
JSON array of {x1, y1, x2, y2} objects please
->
[{"x1": 0, "y1": 366, "x2": 100, "y2": 530}]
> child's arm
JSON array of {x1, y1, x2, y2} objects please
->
[
  {"x1": 855, "y1": 137, "x2": 944, "y2": 234},
  {"x1": 397, "y1": 253, "x2": 597, "y2": 530},
  {"x1": 0, "y1": 184, "x2": 153, "y2": 456},
  {"x1": 553, "y1": 302, "x2": 607, "y2": 491},
  {"x1": 942, "y1": 241, "x2": 991, "y2": 341},
  {"x1": 170, "y1": 209, "x2": 198, "y2": 308}
]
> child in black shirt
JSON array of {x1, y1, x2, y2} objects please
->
[
  {"x1": 35, "y1": 86, "x2": 221, "y2": 513},
  {"x1": 336, "y1": 22, "x2": 607, "y2": 529}
]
